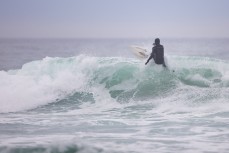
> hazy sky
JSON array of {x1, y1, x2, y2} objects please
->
[{"x1": 0, "y1": 0, "x2": 229, "y2": 38}]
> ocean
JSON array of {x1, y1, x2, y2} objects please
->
[{"x1": 0, "y1": 38, "x2": 229, "y2": 153}]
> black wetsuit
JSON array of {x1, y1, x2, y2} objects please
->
[{"x1": 146, "y1": 44, "x2": 166, "y2": 67}]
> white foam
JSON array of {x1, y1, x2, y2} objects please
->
[{"x1": 0, "y1": 55, "x2": 97, "y2": 113}]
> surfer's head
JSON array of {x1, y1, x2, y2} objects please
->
[{"x1": 154, "y1": 38, "x2": 160, "y2": 45}]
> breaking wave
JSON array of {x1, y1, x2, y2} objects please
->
[{"x1": 0, "y1": 55, "x2": 229, "y2": 113}]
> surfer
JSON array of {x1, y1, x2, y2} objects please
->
[{"x1": 145, "y1": 38, "x2": 166, "y2": 68}]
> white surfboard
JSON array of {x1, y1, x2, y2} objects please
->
[{"x1": 130, "y1": 46, "x2": 149, "y2": 60}]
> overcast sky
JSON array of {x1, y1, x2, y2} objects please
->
[{"x1": 0, "y1": 0, "x2": 229, "y2": 38}]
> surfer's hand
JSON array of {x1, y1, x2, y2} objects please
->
[{"x1": 145, "y1": 62, "x2": 148, "y2": 65}]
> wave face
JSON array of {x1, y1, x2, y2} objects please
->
[{"x1": 0, "y1": 55, "x2": 228, "y2": 113}]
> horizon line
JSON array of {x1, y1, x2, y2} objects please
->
[{"x1": 1, "y1": 36, "x2": 229, "y2": 40}]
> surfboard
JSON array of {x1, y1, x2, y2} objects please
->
[{"x1": 130, "y1": 46, "x2": 149, "y2": 60}]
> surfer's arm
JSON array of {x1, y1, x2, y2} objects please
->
[{"x1": 145, "y1": 54, "x2": 154, "y2": 65}]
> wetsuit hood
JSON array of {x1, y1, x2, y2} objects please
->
[{"x1": 153, "y1": 38, "x2": 160, "y2": 45}]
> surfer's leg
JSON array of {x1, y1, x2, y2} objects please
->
[{"x1": 163, "y1": 62, "x2": 167, "y2": 68}]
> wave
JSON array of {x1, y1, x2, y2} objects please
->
[
  {"x1": 0, "y1": 138, "x2": 103, "y2": 153},
  {"x1": 0, "y1": 55, "x2": 229, "y2": 113}
]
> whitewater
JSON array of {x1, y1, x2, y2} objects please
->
[{"x1": 1, "y1": 39, "x2": 229, "y2": 153}]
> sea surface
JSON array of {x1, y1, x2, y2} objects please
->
[{"x1": 0, "y1": 38, "x2": 229, "y2": 153}]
